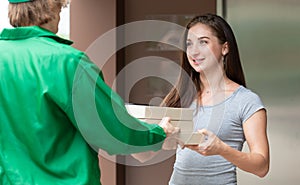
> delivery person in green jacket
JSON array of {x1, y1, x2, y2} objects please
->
[{"x1": 0, "y1": 0, "x2": 179, "y2": 184}]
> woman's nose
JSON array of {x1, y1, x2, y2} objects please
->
[{"x1": 188, "y1": 45, "x2": 200, "y2": 57}]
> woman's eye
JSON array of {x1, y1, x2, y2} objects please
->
[
  {"x1": 199, "y1": 40, "x2": 207, "y2": 45},
  {"x1": 186, "y1": 41, "x2": 192, "y2": 47}
]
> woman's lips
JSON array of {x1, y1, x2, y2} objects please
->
[{"x1": 193, "y1": 58, "x2": 205, "y2": 64}]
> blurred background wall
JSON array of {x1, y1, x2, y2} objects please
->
[{"x1": 226, "y1": 0, "x2": 300, "y2": 184}]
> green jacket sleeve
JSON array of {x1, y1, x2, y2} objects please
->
[{"x1": 71, "y1": 54, "x2": 166, "y2": 155}]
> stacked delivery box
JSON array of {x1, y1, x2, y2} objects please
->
[{"x1": 125, "y1": 104, "x2": 203, "y2": 145}]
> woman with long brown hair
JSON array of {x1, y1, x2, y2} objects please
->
[{"x1": 164, "y1": 14, "x2": 269, "y2": 185}]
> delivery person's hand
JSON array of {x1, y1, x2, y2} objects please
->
[{"x1": 159, "y1": 117, "x2": 182, "y2": 150}]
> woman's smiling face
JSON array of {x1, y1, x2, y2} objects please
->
[{"x1": 186, "y1": 23, "x2": 227, "y2": 73}]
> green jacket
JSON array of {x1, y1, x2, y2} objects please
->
[{"x1": 0, "y1": 26, "x2": 166, "y2": 185}]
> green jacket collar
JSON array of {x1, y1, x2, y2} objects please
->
[{"x1": 0, "y1": 26, "x2": 73, "y2": 45}]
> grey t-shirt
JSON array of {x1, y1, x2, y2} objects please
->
[{"x1": 169, "y1": 86, "x2": 265, "y2": 185}]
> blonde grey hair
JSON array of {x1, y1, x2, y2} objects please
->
[{"x1": 8, "y1": 0, "x2": 68, "y2": 27}]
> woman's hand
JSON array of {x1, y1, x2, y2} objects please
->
[
  {"x1": 187, "y1": 110, "x2": 269, "y2": 178},
  {"x1": 186, "y1": 129, "x2": 226, "y2": 156}
]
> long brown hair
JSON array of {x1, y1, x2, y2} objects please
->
[{"x1": 162, "y1": 13, "x2": 246, "y2": 108}]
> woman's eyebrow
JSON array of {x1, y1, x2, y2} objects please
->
[
  {"x1": 198, "y1": 36, "x2": 210, "y2": 40},
  {"x1": 187, "y1": 36, "x2": 210, "y2": 41}
]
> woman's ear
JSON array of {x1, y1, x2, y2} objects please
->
[{"x1": 222, "y1": 42, "x2": 229, "y2": 56}]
